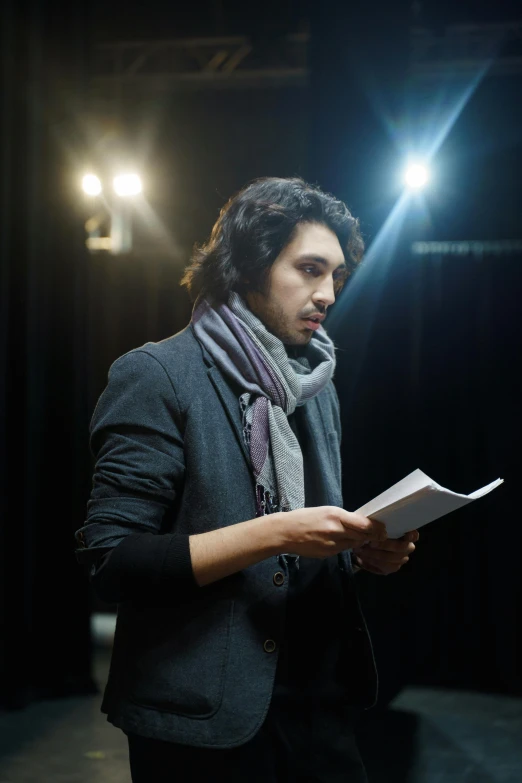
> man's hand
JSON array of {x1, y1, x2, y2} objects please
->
[
  {"x1": 279, "y1": 506, "x2": 388, "y2": 559},
  {"x1": 352, "y1": 529, "x2": 420, "y2": 575}
]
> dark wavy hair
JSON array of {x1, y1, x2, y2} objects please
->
[{"x1": 180, "y1": 176, "x2": 364, "y2": 304}]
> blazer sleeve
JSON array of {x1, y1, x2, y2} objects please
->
[{"x1": 74, "y1": 349, "x2": 200, "y2": 604}]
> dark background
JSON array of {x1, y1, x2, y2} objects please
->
[{"x1": 1, "y1": 0, "x2": 520, "y2": 716}]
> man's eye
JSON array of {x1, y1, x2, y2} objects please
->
[{"x1": 302, "y1": 267, "x2": 320, "y2": 276}]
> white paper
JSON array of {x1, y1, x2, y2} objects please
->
[{"x1": 355, "y1": 469, "x2": 504, "y2": 539}]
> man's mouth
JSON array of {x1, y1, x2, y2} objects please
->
[{"x1": 302, "y1": 316, "x2": 322, "y2": 331}]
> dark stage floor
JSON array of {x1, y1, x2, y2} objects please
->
[{"x1": 0, "y1": 647, "x2": 521, "y2": 782}]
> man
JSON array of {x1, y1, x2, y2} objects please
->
[{"x1": 75, "y1": 176, "x2": 418, "y2": 782}]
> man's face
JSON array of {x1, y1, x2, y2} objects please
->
[{"x1": 245, "y1": 222, "x2": 348, "y2": 346}]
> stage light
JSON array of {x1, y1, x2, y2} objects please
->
[
  {"x1": 404, "y1": 162, "x2": 429, "y2": 190},
  {"x1": 113, "y1": 173, "x2": 142, "y2": 197},
  {"x1": 82, "y1": 174, "x2": 102, "y2": 196}
]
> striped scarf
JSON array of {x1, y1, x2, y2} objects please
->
[{"x1": 191, "y1": 291, "x2": 336, "y2": 528}]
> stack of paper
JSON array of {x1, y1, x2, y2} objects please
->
[{"x1": 356, "y1": 469, "x2": 504, "y2": 539}]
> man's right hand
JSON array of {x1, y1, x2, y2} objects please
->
[
  {"x1": 277, "y1": 505, "x2": 387, "y2": 559},
  {"x1": 190, "y1": 505, "x2": 387, "y2": 587}
]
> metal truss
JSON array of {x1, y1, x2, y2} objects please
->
[
  {"x1": 90, "y1": 21, "x2": 522, "y2": 94},
  {"x1": 91, "y1": 34, "x2": 308, "y2": 92},
  {"x1": 410, "y1": 21, "x2": 522, "y2": 80},
  {"x1": 411, "y1": 240, "x2": 522, "y2": 256}
]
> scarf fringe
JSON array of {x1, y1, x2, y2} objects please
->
[{"x1": 256, "y1": 485, "x2": 300, "y2": 570}]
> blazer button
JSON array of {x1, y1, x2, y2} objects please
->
[
  {"x1": 273, "y1": 571, "x2": 285, "y2": 586},
  {"x1": 263, "y1": 639, "x2": 277, "y2": 653}
]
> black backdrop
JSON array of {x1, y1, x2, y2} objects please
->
[
  {"x1": 1, "y1": 0, "x2": 521, "y2": 711},
  {"x1": 308, "y1": 0, "x2": 522, "y2": 703},
  {"x1": 330, "y1": 245, "x2": 521, "y2": 703},
  {"x1": 0, "y1": 0, "x2": 95, "y2": 707}
]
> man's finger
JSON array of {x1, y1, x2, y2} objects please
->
[
  {"x1": 341, "y1": 527, "x2": 378, "y2": 542},
  {"x1": 401, "y1": 530, "x2": 420, "y2": 543},
  {"x1": 368, "y1": 540, "x2": 415, "y2": 554},
  {"x1": 340, "y1": 513, "x2": 387, "y2": 541}
]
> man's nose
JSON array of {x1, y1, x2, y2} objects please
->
[{"x1": 313, "y1": 277, "x2": 336, "y2": 307}]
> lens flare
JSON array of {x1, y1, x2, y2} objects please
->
[
  {"x1": 405, "y1": 163, "x2": 429, "y2": 190},
  {"x1": 82, "y1": 174, "x2": 102, "y2": 196},
  {"x1": 113, "y1": 173, "x2": 142, "y2": 197}
]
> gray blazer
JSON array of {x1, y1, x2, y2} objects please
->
[{"x1": 76, "y1": 324, "x2": 378, "y2": 748}]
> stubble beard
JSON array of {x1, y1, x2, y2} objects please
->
[
  {"x1": 265, "y1": 302, "x2": 310, "y2": 346},
  {"x1": 248, "y1": 292, "x2": 310, "y2": 346}
]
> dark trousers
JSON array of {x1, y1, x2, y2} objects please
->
[{"x1": 127, "y1": 685, "x2": 368, "y2": 783}]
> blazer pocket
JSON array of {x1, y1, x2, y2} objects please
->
[{"x1": 127, "y1": 597, "x2": 234, "y2": 718}]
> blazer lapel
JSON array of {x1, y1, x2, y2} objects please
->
[
  {"x1": 192, "y1": 324, "x2": 251, "y2": 472},
  {"x1": 207, "y1": 364, "x2": 251, "y2": 471},
  {"x1": 302, "y1": 395, "x2": 343, "y2": 507}
]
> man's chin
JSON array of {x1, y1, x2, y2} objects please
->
[
  {"x1": 281, "y1": 333, "x2": 312, "y2": 346},
  {"x1": 270, "y1": 320, "x2": 312, "y2": 346}
]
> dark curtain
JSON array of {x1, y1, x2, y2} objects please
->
[
  {"x1": 0, "y1": 0, "x2": 96, "y2": 707},
  {"x1": 308, "y1": 0, "x2": 521, "y2": 701},
  {"x1": 2, "y1": 0, "x2": 519, "y2": 714},
  {"x1": 331, "y1": 245, "x2": 521, "y2": 702}
]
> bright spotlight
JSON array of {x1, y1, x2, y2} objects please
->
[
  {"x1": 113, "y1": 173, "x2": 142, "y2": 197},
  {"x1": 82, "y1": 174, "x2": 102, "y2": 196},
  {"x1": 404, "y1": 163, "x2": 430, "y2": 190}
]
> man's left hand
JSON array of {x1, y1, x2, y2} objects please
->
[{"x1": 352, "y1": 529, "x2": 419, "y2": 575}]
